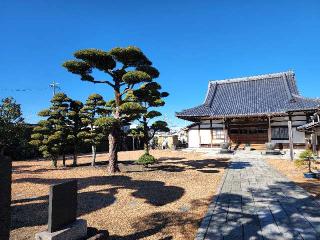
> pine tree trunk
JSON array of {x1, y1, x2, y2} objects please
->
[
  {"x1": 73, "y1": 147, "x2": 77, "y2": 167},
  {"x1": 309, "y1": 158, "x2": 312, "y2": 173},
  {"x1": 107, "y1": 86, "x2": 121, "y2": 174},
  {"x1": 143, "y1": 118, "x2": 150, "y2": 155},
  {"x1": 132, "y1": 137, "x2": 135, "y2": 151},
  {"x1": 144, "y1": 142, "x2": 150, "y2": 155},
  {"x1": 0, "y1": 155, "x2": 12, "y2": 240},
  {"x1": 91, "y1": 145, "x2": 96, "y2": 166},
  {"x1": 62, "y1": 153, "x2": 66, "y2": 167},
  {"x1": 108, "y1": 128, "x2": 120, "y2": 173},
  {"x1": 52, "y1": 158, "x2": 57, "y2": 168}
]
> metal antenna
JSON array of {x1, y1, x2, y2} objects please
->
[{"x1": 49, "y1": 81, "x2": 60, "y2": 96}]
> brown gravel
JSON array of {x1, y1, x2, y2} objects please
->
[
  {"x1": 10, "y1": 150, "x2": 229, "y2": 240},
  {"x1": 266, "y1": 158, "x2": 320, "y2": 199}
]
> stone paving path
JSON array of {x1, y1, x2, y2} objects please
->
[{"x1": 196, "y1": 157, "x2": 320, "y2": 240}]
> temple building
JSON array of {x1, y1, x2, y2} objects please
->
[{"x1": 176, "y1": 71, "x2": 320, "y2": 154}]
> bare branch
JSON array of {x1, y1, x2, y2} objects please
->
[
  {"x1": 120, "y1": 88, "x2": 130, "y2": 97},
  {"x1": 120, "y1": 83, "x2": 135, "y2": 96},
  {"x1": 90, "y1": 79, "x2": 115, "y2": 88},
  {"x1": 121, "y1": 64, "x2": 128, "y2": 70}
]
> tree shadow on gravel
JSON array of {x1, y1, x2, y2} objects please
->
[
  {"x1": 138, "y1": 158, "x2": 230, "y2": 174},
  {"x1": 11, "y1": 175, "x2": 184, "y2": 230},
  {"x1": 109, "y1": 199, "x2": 206, "y2": 240},
  {"x1": 11, "y1": 187, "x2": 117, "y2": 230}
]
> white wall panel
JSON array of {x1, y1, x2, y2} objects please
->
[{"x1": 188, "y1": 129, "x2": 199, "y2": 148}]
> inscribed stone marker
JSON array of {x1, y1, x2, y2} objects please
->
[{"x1": 48, "y1": 180, "x2": 78, "y2": 232}]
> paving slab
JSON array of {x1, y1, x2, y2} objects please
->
[{"x1": 196, "y1": 156, "x2": 320, "y2": 240}]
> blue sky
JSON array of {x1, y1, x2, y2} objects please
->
[{"x1": 1, "y1": 0, "x2": 320, "y2": 127}]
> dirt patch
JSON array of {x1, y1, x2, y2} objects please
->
[
  {"x1": 266, "y1": 158, "x2": 320, "y2": 199},
  {"x1": 10, "y1": 150, "x2": 229, "y2": 240}
]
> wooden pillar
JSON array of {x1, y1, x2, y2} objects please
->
[
  {"x1": 223, "y1": 118, "x2": 229, "y2": 142},
  {"x1": 132, "y1": 137, "x2": 135, "y2": 151},
  {"x1": 198, "y1": 123, "x2": 201, "y2": 147},
  {"x1": 288, "y1": 114, "x2": 294, "y2": 160},
  {"x1": 312, "y1": 132, "x2": 317, "y2": 155},
  {"x1": 268, "y1": 115, "x2": 272, "y2": 142},
  {"x1": 210, "y1": 119, "x2": 213, "y2": 148}
]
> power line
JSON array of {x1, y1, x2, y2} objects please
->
[
  {"x1": 0, "y1": 87, "x2": 49, "y2": 92},
  {"x1": 0, "y1": 88, "x2": 32, "y2": 92}
]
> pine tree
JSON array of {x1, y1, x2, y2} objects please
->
[
  {"x1": 128, "y1": 82, "x2": 169, "y2": 156},
  {"x1": 63, "y1": 46, "x2": 159, "y2": 173},
  {"x1": 67, "y1": 100, "x2": 84, "y2": 166},
  {"x1": 128, "y1": 128, "x2": 144, "y2": 150},
  {"x1": 30, "y1": 93, "x2": 70, "y2": 167},
  {"x1": 79, "y1": 93, "x2": 108, "y2": 166}
]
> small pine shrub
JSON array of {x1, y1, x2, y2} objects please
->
[
  {"x1": 136, "y1": 153, "x2": 156, "y2": 166},
  {"x1": 294, "y1": 149, "x2": 316, "y2": 173}
]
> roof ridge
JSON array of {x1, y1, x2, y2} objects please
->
[
  {"x1": 283, "y1": 74, "x2": 294, "y2": 101},
  {"x1": 209, "y1": 70, "x2": 294, "y2": 85},
  {"x1": 292, "y1": 94, "x2": 320, "y2": 102}
]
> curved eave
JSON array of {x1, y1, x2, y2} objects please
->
[{"x1": 176, "y1": 111, "x2": 289, "y2": 121}]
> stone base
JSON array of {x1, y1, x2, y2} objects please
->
[
  {"x1": 220, "y1": 149, "x2": 234, "y2": 154},
  {"x1": 35, "y1": 219, "x2": 87, "y2": 240},
  {"x1": 265, "y1": 150, "x2": 281, "y2": 155}
]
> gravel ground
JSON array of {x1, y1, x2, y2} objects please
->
[
  {"x1": 10, "y1": 150, "x2": 229, "y2": 240},
  {"x1": 266, "y1": 158, "x2": 320, "y2": 198}
]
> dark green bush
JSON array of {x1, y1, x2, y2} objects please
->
[{"x1": 136, "y1": 153, "x2": 156, "y2": 165}]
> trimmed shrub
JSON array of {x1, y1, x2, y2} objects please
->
[
  {"x1": 294, "y1": 149, "x2": 316, "y2": 173},
  {"x1": 136, "y1": 153, "x2": 156, "y2": 165}
]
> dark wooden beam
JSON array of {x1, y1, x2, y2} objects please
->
[
  {"x1": 268, "y1": 115, "x2": 272, "y2": 142},
  {"x1": 210, "y1": 119, "x2": 213, "y2": 148},
  {"x1": 198, "y1": 123, "x2": 201, "y2": 147},
  {"x1": 288, "y1": 114, "x2": 294, "y2": 160}
]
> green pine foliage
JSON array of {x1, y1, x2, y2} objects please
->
[
  {"x1": 67, "y1": 100, "x2": 85, "y2": 166},
  {"x1": 79, "y1": 93, "x2": 108, "y2": 166},
  {"x1": 30, "y1": 93, "x2": 70, "y2": 167},
  {"x1": 126, "y1": 81, "x2": 170, "y2": 155},
  {"x1": 136, "y1": 153, "x2": 156, "y2": 166}
]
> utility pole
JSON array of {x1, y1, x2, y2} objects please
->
[{"x1": 49, "y1": 81, "x2": 60, "y2": 96}]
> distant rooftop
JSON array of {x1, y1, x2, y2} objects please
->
[{"x1": 176, "y1": 71, "x2": 320, "y2": 121}]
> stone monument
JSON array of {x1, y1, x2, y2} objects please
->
[{"x1": 35, "y1": 180, "x2": 87, "y2": 240}]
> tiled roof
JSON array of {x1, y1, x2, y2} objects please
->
[
  {"x1": 176, "y1": 71, "x2": 320, "y2": 120},
  {"x1": 297, "y1": 121, "x2": 320, "y2": 131}
]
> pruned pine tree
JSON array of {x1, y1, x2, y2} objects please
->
[
  {"x1": 30, "y1": 93, "x2": 70, "y2": 167},
  {"x1": 63, "y1": 46, "x2": 159, "y2": 173},
  {"x1": 67, "y1": 100, "x2": 84, "y2": 166},
  {"x1": 127, "y1": 82, "x2": 170, "y2": 156},
  {"x1": 79, "y1": 93, "x2": 108, "y2": 166},
  {"x1": 128, "y1": 128, "x2": 144, "y2": 150},
  {"x1": 94, "y1": 98, "x2": 145, "y2": 163}
]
